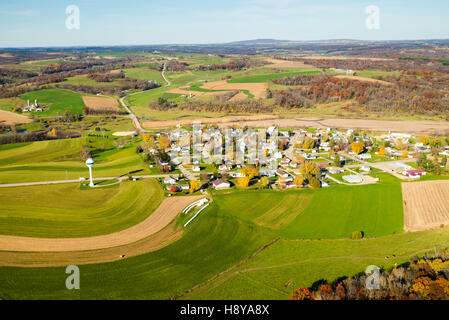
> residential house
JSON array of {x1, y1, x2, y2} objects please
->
[{"x1": 212, "y1": 179, "x2": 231, "y2": 190}]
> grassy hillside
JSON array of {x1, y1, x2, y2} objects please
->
[
  {"x1": 19, "y1": 89, "x2": 86, "y2": 116},
  {"x1": 227, "y1": 70, "x2": 321, "y2": 83},
  {"x1": 123, "y1": 68, "x2": 164, "y2": 84},
  {"x1": 0, "y1": 138, "x2": 150, "y2": 184},
  {"x1": 212, "y1": 183, "x2": 403, "y2": 239},
  {"x1": 0, "y1": 179, "x2": 163, "y2": 237},
  {"x1": 0, "y1": 176, "x2": 410, "y2": 300}
]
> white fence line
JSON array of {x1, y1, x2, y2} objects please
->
[
  {"x1": 182, "y1": 198, "x2": 208, "y2": 214},
  {"x1": 184, "y1": 204, "x2": 210, "y2": 227}
]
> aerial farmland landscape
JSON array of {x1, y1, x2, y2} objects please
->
[{"x1": 1, "y1": 0, "x2": 449, "y2": 313}]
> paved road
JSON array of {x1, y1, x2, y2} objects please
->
[
  {"x1": 119, "y1": 63, "x2": 171, "y2": 132},
  {"x1": 178, "y1": 164, "x2": 198, "y2": 181},
  {"x1": 0, "y1": 174, "x2": 179, "y2": 188},
  {"x1": 119, "y1": 94, "x2": 146, "y2": 132}
]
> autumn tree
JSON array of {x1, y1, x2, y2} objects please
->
[
  {"x1": 294, "y1": 175, "x2": 304, "y2": 188},
  {"x1": 189, "y1": 180, "x2": 201, "y2": 193},
  {"x1": 419, "y1": 135, "x2": 430, "y2": 145},
  {"x1": 237, "y1": 176, "x2": 250, "y2": 188},
  {"x1": 241, "y1": 167, "x2": 259, "y2": 180},
  {"x1": 80, "y1": 146, "x2": 91, "y2": 161},
  {"x1": 378, "y1": 146, "x2": 386, "y2": 156},
  {"x1": 302, "y1": 137, "x2": 315, "y2": 150},
  {"x1": 351, "y1": 141, "x2": 364, "y2": 154},
  {"x1": 260, "y1": 176, "x2": 269, "y2": 188},
  {"x1": 301, "y1": 161, "x2": 320, "y2": 176},
  {"x1": 48, "y1": 128, "x2": 57, "y2": 137},
  {"x1": 158, "y1": 135, "x2": 171, "y2": 151},
  {"x1": 308, "y1": 176, "x2": 321, "y2": 189}
]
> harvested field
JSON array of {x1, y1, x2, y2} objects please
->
[
  {"x1": 201, "y1": 80, "x2": 267, "y2": 99},
  {"x1": 0, "y1": 196, "x2": 204, "y2": 252},
  {"x1": 228, "y1": 91, "x2": 248, "y2": 102},
  {"x1": 82, "y1": 96, "x2": 120, "y2": 111},
  {"x1": 264, "y1": 58, "x2": 315, "y2": 69},
  {"x1": 143, "y1": 114, "x2": 278, "y2": 129},
  {"x1": 402, "y1": 180, "x2": 449, "y2": 232},
  {"x1": 229, "y1": 118, "x2": 449, "y2": 135},
  {"x1": 0, "y1": 220, "x2": 183, "y2": 267},
  {"x1": 0, "y1": 110, "x2": 33, "y2": 125},
  {"x1": 300, "y1": 55, "x2": 394, "y2": 61},
  {"x1": 109, "y1": 69, "x2": 122, "y2": 75},
  {"x1": 0, "y1": 53, "x2": 14, "y2": 58},
  {"x1": 334, "y1": 75, "x2": 393, "y2": 85},
  {"x1": 112, "y1": 131, "x2": 137, "y2": 137}
]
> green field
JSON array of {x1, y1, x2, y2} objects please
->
[
  {"x1": 210, "y1": 181, "x2": 403, "y2": 239},
  {"x1": 19, "y1": 89, "x2": 86, "y2": 116},
  {"x1": 62, "y1": 75, "x2": 123, "y2": 88},
  {"x1": 123, "y1": 68, "x2": 164, "y2": 84},
  {"x1": 0, "y1": 138, "x2": 151, "y2": 184},
  {"x1": 227, "y1": 70, "x2": 321, "y2": 83},
  {"x1": 0, "y1": 179, "x2": 163, "y2": 237},
  {"x1": 0, "y1": 175, "x2": 412, "y2": 300}
]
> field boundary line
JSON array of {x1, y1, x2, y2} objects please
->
[{"x1": 171, "y1": 237, "x2": 280, "y2": 300}]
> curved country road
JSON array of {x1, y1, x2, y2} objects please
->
[{"x1": 0, "y1": 196, "x2": 204, "y2": 252}]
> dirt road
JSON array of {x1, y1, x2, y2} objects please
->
[{"x1": 233, "y1": 118, "x2": 449, "y2": 135}]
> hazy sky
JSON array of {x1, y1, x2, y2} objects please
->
[{"x1": 0, "y1": 0, "x2": 448, "y2": 47}]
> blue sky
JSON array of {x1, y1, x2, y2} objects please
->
[{"x1": 0, "y1": 0, "x2": 448, "y2": 47}]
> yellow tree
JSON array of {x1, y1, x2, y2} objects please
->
[
  {"x1": 419, "y1": 135, "x2": 430, "y2": 145},
  {"x1": 303, "y1": 138, "x2": 315, "y2": 150},
  {"x1": 301, "y1": 161, "x2": 319, "y2": 176},
  {"x1": 237, "y1": 176, "x2": 250, "y2": 188},
  {"x1": 260, "y1": 176, "x2": 269, "y2": 188},
  {"x1": 49, "y1": 128, "x2": 57, "y2": 137},
  {"x1": 240, "y1": 167, "x2": 259, "y2": 180},
  {"x1": 158, "y1": 135, "x2": 171, "y2": 151},
  {"x1": 396, "y1": 140, "x2": 406, "y2": 150},
  {"x1": 189, "y1": 180, "x2": 201, "y2": 193},
  {"x1": 294, "y1": 175, "x2": 304, "y2": 188},
  {"x1": 378, "y1": 146, "x2": 386, "y2": 156},
  {"x1": 351, "y1": 142, "x2": 364, "y2": 154}
]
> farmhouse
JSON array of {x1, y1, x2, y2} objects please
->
[
  {"x1": 328, "y1": 167, "x2": 344, "y2": 174},
  {"x1": 357, "y1": 153, "x2": 372, "y2": 160},
  {"x1": 164, "y1": 176, "x2": 178, "y2": 184},
  {"x1": 403, "y1": 169, "x2": 426, "y2": 179},
  {"x1": 276, "y1": 169, "x2": 289, "y2": 178},
  {"x1": 212, "y1": 179, "x2": 231, "y2": 190}
]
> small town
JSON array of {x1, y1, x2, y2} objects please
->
[
  {"x1": 149, "y1": 125, "x2": 449, "y2": 194},
  {"x1": 1, "y1": 0, "x2": 449, "y2": 309}
]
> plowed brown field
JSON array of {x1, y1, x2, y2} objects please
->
[{"x1": 402, "y1": 180, "x2": 449, "y2": 232}]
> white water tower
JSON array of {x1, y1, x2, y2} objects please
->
[{"x1": 85, "y1": 158, "x2": 95, "y2": 187}]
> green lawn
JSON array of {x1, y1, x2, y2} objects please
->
[
  {"x1": 19, "y1": 89, "x2": 86, "y2": 116},
  {"x1": 0, "y1": 179, "x2": 163, "y2": 238}
]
